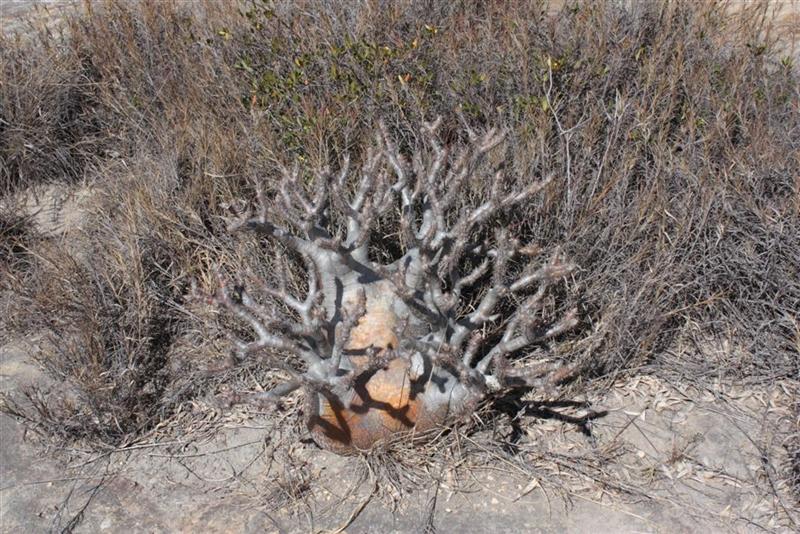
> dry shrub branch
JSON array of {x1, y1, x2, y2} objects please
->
[{"x1": 0, "y1": 0, "x2": 797, "y2": 478}]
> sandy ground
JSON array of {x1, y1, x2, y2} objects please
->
[
  {"x1": 2, "y1": 333, "x2": 798, "y2": 533},
  {"x1": 0, "y1": 0, "x2": 78, "y2": 35},
  {"x1": 1, "y1": 188, "x2": 798, "y2": 532},
  {"x1": 1, "y1": 2, "x2": 799, "y2": 533},
  {"x1": 0, "y1": 0, "x2": 75, "y2": 17},
  {"x1": 2, "y1": 0, "x2": 798, "y2": 43}
]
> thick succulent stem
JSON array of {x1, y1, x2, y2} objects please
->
[{"x1": 205, "y1": 118, "x2": 582, "y2": 454}]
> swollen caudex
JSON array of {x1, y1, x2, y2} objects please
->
[
  {"x1": 205, "y1": 118, "x2": 582, "y2": 454},
  {"x1": 306, "y1": 285, "x2": 481, "y2": 454}
]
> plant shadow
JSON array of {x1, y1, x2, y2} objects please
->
[{"x1": 491, "y1": 390, "x2": 609, "y2": 455}]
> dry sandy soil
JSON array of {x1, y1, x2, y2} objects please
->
[
  {"x1": 1, "y1": 1, "x2": 799, "y2": 533},
  {"x1": 2, "y1": 328, "x2": 798, "y2": 532},
  {"x1": 0, "y1": 0, "x2": 78, "y2": 34},
  {"x1": 1, "y1": 187, "x2": 797, "y2": 531},
  {"x1": 2, "y1": 0, "x2": 799, "y2": 45}
]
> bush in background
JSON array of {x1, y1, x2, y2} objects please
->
[{"x1": 0, "y1": 0, "x2": 796, "y2": 451}]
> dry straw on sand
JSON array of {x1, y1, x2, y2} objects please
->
[{"x1": 0, "y1": 0, "x2": 797, "y2": 520}]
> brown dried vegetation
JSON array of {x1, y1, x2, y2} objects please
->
[{"x1": 0, "y1": 0, "x2": 797, "y2": 477}]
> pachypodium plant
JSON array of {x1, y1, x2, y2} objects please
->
[{"x1": 203, "y1": 119, "x2": 581, "y2": 454}]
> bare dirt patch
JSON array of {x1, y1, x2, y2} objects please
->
[
  {"x1": 3, "y1": 335, "x2": 797, "y2": 532},
  {"x1": 0, "y1": 1, "x2": 79, "y2": 36},
  {"x1": 1, "y1": 1, "x2": 798, "y2": 532}
]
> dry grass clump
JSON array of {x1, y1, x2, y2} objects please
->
[
  {"x1": 0, "y1": 0, "x2": 797, "y2": 464},
  {"x1": 1, "y1": 178, "x2": 187, "y2": 443},
  {"x1": 0, "y1": 205, "x2": 32, "y2": 278},
  {"x1": 0, "y1": 33, "x2": 103, "y2": 194},
  {"x1": 792, "y1": 415, "x2": 800, "y2": 499}
]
